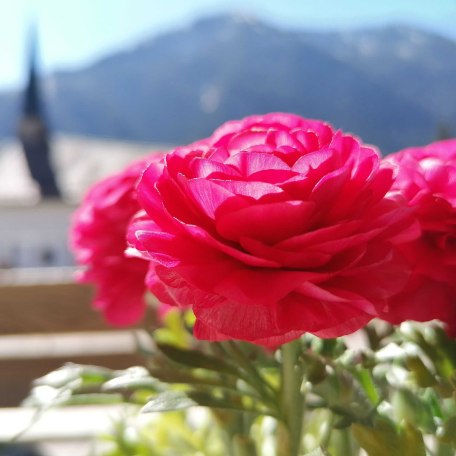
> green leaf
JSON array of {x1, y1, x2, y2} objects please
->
[
  {"x1": 153, "y1": 309, "x2": 193, "y2": 348},
  {"x1": 392, "y1": 389, "x2": 435, "y2": 433},
  {"x1": 141, "y1": 391, "x2": 197, "y2": 413},
  {"x1": 424, "y1": 388, "x2": 443, "y2": 419},
  {"x1": 78, "y1": 365, "x2": 116, "y2": 384},
  {"x1": 405, "y1": 355, "x2": 436, "y2": 387},
  {"x1": 187, "y1": 391, "x2": 262, "y2": 414},
  {"x1": 101, "y1": 366, "x2": 164, "y2": 393},
  {"x1": 438, "y1": 416, "x2": 456, "y2": 446},
  {"x1": 102, "y1": 376, "x2": 162, "y2": 392},
  {"x1": 352, "y1": 420, "x2": 426, "y2": 456},
  {"x1": 352, "y1": 419, "x2": 399, "y2": 456},
  {"x1": 399, "y1": 422, "x2": 426, "y2": 456},
  {"x1": 148, "y1": 367, "x2": 230, "y2": 386},
  {"x1": 60, "y1": 393, "x2": 124, "y2": 406},
  {"x1": 401, "y1": 323, "x2": 454, "y2": 379},
  {"x1": 147, "y1": 367, "x2": 268, "y2": 405},
  {"x1": 34, "y1": 363, "x2": 112, "y2": 388},
  {"x1": 156, "y1": 343, "x2": 240, "y2": 377},
  {"x1": 425, "y1": 325, "x2": 456, "y2": 368}
]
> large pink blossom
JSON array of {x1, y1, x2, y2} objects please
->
[
  {"x1": 71, "y1": 155, "x2": 163, "y2": 325},
  {"x1": 129, "y1": 113, "x2": 418, "y2": 345},
  {"x1": 380, "y1": 139, "x2": 456, "y2": 334}
]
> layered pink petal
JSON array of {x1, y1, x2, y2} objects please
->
[
  {"x1": 129, "y1": 113, "x2": 417, "y2": 345},
  {"x1": 216, "y1": 200, "x2": 316, "y2": 244}
]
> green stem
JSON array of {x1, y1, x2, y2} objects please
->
[
  {"x1": 279, "y1": 339, "x2": 304, "y2": 456},
  {"x1": 222, "y1": 341, "x2": 278, "y2": 410},
  {"x1": 330, "y1": 429, "x2": 353, "y2": 456},
  {"x1": 319, "y1": 412, "x2": 335, "y2": 450}
]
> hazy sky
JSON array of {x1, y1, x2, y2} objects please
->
[{"x1": 1, "y1": 0, "x2": 456, "y2": 91}]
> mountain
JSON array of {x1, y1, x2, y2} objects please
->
[
  {"x1": 300, "y1": 25, "x2": 456, "y2": 123},
  {"x1": 1, "y1": 15, "x2": 455, "y2": 153}
]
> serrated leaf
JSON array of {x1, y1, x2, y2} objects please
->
[
  {"x1": 101, "y1": 366, "x2": 164, "y2": 393},
  {"x1": 102, "y1": 376, "x2": 162, "y2": 392},
  {"x1": 141, "y1": 391, "x2": 197, "y2": 413},
  {"x1": 33, "y1": 366, "x2": 80, "y2": 388},
  {"x1": 34, "y1": 363, "x2": 113, "y2": 388},
  {"x1": 23, "y1": 385, "x2": 72, "y2": 407},
  {"x1": 156, "y1": 343, "x2": 239, "y2": 376},
  {"x1": 148, "y1": 368, "x2": 269, "y2": 407}
]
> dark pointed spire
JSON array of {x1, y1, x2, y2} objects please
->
[
  {"x1": 23, "y1": 23, "x2": 41, "y2": 117},
  {"x1": 18, "y1": 22, "x2": 60, "y2": 199}
]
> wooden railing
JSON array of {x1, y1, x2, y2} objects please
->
[{"x1": 0, "y1": 267, "x2": 148, "y2": 407}]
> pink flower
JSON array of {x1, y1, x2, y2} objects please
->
[
  {"x1": 129, "y1": 113, "x2": 418, "y2": 345},
  {"x1": 380, "y1": 139, "x2": 456, "y2": 334},
  {"x1": 71, "y1": 154, "x2": 163, "y2": 326}
]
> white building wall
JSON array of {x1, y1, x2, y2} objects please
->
[
  {"x1": 0, "y1": 136, "x2": 168, "y2": 269},
  {"x1": 0, "y1": 201, "x2": 75, "y2": 268}
]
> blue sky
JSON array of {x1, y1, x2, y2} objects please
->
[{"x1": 1, "y1": 0, "x2": 456, "y2": 91}]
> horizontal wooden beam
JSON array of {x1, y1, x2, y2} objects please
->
[
  {"x1": 0, "y1": 330, "x2": 150, "y2": 359},
  {"x1": 0, "y1": 281, "x2": 154, "y2": 335},
  {"x1": 0, "y1": 282, "x2": 105, "y2": 335},
  {"x1": 0, "y1": 271, "x2": 158, "y2": 407}
]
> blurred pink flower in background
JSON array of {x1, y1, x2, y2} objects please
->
[
  {"x1": 381, "y1": 139, "x2": 456, "y2": 334},
  {"x1": 71, "y1": 154, "x2": 163, "y2": 325}
]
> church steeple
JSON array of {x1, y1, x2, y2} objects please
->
[
  {"x1": 18, "y1": 23, "x2": 60, "y2": 198},
  {"x1": 23, "y1": 30, "x2": 41, "y2": 117}
]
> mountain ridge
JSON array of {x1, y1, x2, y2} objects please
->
[{"x1": 0, "y1": 14, "x2": 454, "y2": 153}]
